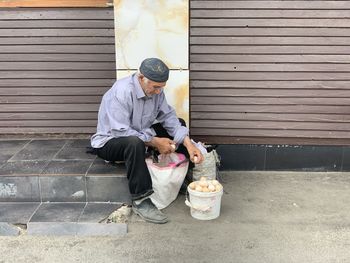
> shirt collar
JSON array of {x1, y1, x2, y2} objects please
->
[{"x1": 132, "y1": 73, "x2": 147, "y2": 99}]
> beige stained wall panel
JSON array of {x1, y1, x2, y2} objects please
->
[{"x1": 114, "y1": 0, "x2": 189, "y2": 124}]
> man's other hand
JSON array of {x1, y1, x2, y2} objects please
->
[{"x1": 183, "y1": 137, "x2": 204, "y2": 164}]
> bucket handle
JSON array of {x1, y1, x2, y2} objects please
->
[
  {"x1": 185, "y1": 190, "x2": 214, "y2": 212},
  {"x1": 185, "y1": 199, "x2": 212, "y2": 212}
]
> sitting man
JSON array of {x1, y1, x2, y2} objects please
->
[{"x1": 91, "y1": 57, "x2": 203, "y2": 224}]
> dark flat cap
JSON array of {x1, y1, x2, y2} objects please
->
[{"x1": 139, "y1": 58, "x2": 169, "y2": 82}]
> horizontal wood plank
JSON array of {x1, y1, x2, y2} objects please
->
[
  {"x1": 0, "y1": 95, "x2": 101, "y2": 103},
  {"x1": 0, "y1": 29, "x2": 114, "y2": 37},
  {"x1": 191, "y1": 1, "x2": 350, "y2": 10},
  {"x1": 0, "y1": 127, "x2": 96, "y2": 133},
  {"x1": 0, "y1": 87, "x2": 109, "y2": 96},
  {"x1": 190, "y1": 80, "x2": 350, "y2": 89},
  {"x1": 191, "y1": 89, "x2": 350, "y2": 97},
  {"x1": 0, "y1": 53, "x2": 115, "y2": 62},
  {"x1": 191, "y1": 18, "x2": 350, "y2": 28},
  {"x1": 191, "y1": 45, "x2": 350, "y2": 54},
  {"x1": 191, "y1": 105, "x2": 350, "y2": 114},
  {"x1": 190, "y1": 128, "x2": 350, "y2": 139},
  {"x1": 0, "y1": 79, "x2": 115, "y2": 87},
  {"x1": 191, "y1": 27, "x2": 350, "y2": 36},
  {"x1": 0, "y1": 45, "x2": 115, "y2": 53},
  {"x1": 0, "y1": 37, "x2": 115, "y2": 45},
  {"x1": 191, "y1": 63, "x2": 350, "y2": 72},
  {"x1": 0, "y1": 112, "x2": 97, "y2": 120},
  {"x1": 0, "y1": 62, "x2": 116, "y2": 70},
  {"x1": 0, "y1": 104, "x2": 100, "y2": 112},
  {"x1": 0, "y1": 71, "x2": 115, "y2": 78},
  {"x1": 191, "y1": 112, "x2": 350, "y2": 123},
  {"x1": 0, "y1": 20, "x2": 114, "y2": 28},
  {"x1": 190, "y1": 54, "x2": 350, "y2": 63},
  {"x1": 191, "y1": 136, "x2": 350, "y2": 146},
  {"x1": 191, "y1": 72, "x2": 350, "y2": 81},
  {"x1": 191, "y1": 97, "x2": 350, "y2": 105},
  {"x1": 191, "y1": 10, "x2": 350, "y2": 19},
  {"x1": 0, "y1": 1, "x2": 112, "y2": 8},
  {"x1": 0, "y1": 119, "x2": 97, "y2": 126},
  {"x1": 191, "y1": 120, "x2": 350, "y2": 131},
  {"x1": 0, "y1": 8, "x2": 113, "y2": 19}
]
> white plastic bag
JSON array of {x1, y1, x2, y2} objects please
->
[{"x1": 146, "y1": 153, "x2": 189, "y2": 209}]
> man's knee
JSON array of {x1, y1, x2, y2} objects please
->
[{"x1": 126, "y1": 136, "x2": 146, "y2": 151}]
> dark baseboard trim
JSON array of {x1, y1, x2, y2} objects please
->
[{"x1": 216, "y1": 144, "x2": 350, "y2": 171}]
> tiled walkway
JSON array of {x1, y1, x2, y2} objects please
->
[
  {"x1": 0, "y1": 139, "x2": 130, "y2": 232},
  {"x1": 0, "y1": 139, "x2": 126, "y2": 177}
]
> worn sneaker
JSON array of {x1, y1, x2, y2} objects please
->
[{"x1": 132, "y1": 198, "x2": 168, "y2": 224}]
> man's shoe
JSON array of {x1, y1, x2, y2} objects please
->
[{"x1": 132, "y1": 198, "x2": 168, "y2": 224}]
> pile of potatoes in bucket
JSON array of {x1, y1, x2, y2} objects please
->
[{"x1": 188, "y1": 177, "x2": 223, "y2": 193}]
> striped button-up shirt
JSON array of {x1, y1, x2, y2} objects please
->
[{"x1": 91, "y1": 74, "x2": 189, "y2": 148}]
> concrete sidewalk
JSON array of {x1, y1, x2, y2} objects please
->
[{"x1": 1, "y1": 171, "x2": 350, "y2": 263}]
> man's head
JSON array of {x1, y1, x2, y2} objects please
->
[{"x1": 138, "y1": 58, "x2": 169, "y2": 96}]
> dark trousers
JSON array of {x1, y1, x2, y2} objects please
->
[{"x1": 96, "y1": 119, "x2": 189, "y2": 201}]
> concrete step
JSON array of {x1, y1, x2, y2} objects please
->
[
  {"x1": 0, "y1": 202, "x2": 128, "y2": 236},
  {"x1": 0, "y1": 139, "x2": 131, "y2": 203}
]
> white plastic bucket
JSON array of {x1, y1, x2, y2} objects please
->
[{"x1": 186, "y1": 186, "x2": 223, "y2": 220}]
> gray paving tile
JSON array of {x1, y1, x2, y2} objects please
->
[
  {"x1": 41, "y1": 160, "x2": 92, "y2": 175},
  {"x1": 65, "y1": 139, "x2": 91, "y2": 148},
  {"x1": 0, "y1": 140, "x2": 30, "y2": 161},
  {"x1": 86, "y1": 176, "x2": 131, "y2": 203},
  {"x1": 87, "y1": 158, "x2": 126, "y2": 176},
  {"x1": 0, "y1": 202, "x2": 40, "y2": 224},
  {"x1": 0, "y1": 140, "x2": 29, "y2": 149},
  {"x1": 54, "y1": 147, "x2": 96, "y2": 160},
  {"x1": 0, "y1": 176, "x2": 40, "y2": 202},
  {"x1": 0, "y1": 160, "x2": 48, "y2": 175},
  {"x1": 79, "y1": 203, "x2": 122, "y2": 222},
  {"x1": 0, "y1": 160, "x2": 6, "y2": 169},
  {"x1": 0, "y1": 223, "x2": 20, "y2": 236},
  {"x1": 40, "y1": 176, "x2": 86, "y2": 202},
  {"x1": 25, "y1": 139, "x2": 67, "y2": 149},
  {"x1": 0, "y1": 147, "x2": 27, "y2": 161},
  {"x1": 27, "y1": 222, "x2": 77, "y2": 236},
  {"x1": 30, "y1": 203, "x2": 86, "y2": 222},
  {"x1": 27, "y1": 222, "x2": 127, "y2": 236},
  {"x1": 11, "y1": 148, "x2": 61, "y2": 161},
  {"x1": 0, "y1": 153, "x2": 16, "y2": 161}
]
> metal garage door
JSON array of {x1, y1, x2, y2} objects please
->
[
  {"x1": 0, "y1": 7, "x2": 115, "y2": 134},
  {"x1": 190, "y1": 1, "x2": 350, "y2": 145}
]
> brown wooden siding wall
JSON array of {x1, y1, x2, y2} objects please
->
[
  {"x1": 190, "y1": 1, "x2": 350, "y2": 145},
  {"x1": 0, "y1": 7, "x2": 115, "y2": 134}
]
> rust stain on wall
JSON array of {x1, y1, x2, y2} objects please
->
[{"x1": 173, "y1": 83, "x2": 189, "y2": 124}]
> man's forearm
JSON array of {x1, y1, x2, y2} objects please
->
[
  {"x1": 145, "y1": 137, "x2": 160, "y2": 148},
  {"x1": 182, "y1": 136, "x2": 193, "y2": 149}
]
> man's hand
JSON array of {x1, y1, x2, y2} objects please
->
[
  {"x1": 147, "y1": 137, "x2": 176, "y2": 155},
  {"x1": 183, "y1": 136, "x2": 204, "y2": 164}
]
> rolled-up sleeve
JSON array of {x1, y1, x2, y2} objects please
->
[{"x1": 156, "y1": 94, "x2": 189, "y2": 144}]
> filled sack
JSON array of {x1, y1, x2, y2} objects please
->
[
  {"x1": 146, "y1": 153, "x2": 189, "y2": 209},
  {"x1": 190, "y1": 140, "x2": 221, "y2": 181}
]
